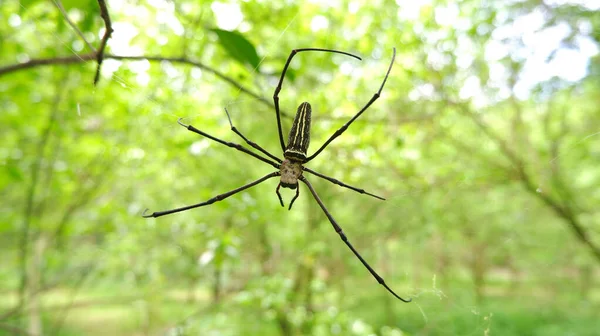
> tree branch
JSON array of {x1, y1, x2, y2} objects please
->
[
  {"x1": 53, "y1": 0, "x2": 95, "y2": 52},
  {"x1": 0, "y1": 53, "x2": 275, "y2": 110},
  {"x1": 111, "y1": 55, "x2": 274, "y2": 108},
  {"x1": 53, "y1": 156, "x2": 113, "y2": 246},
  {"x1": 0, "y1": 53, "x2": 417, "y2": 124},
  {"x1": 94, "y1": 0, "x2": 114, "y2": 85},
  {"x1": 452, "y1": 99, "x2": 600, "y2": 262},
  {"x1": 18, "y1": 81, "x2": 65, "y2": 314}
]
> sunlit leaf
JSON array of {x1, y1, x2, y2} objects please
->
[{"x1": 210, "y1": 28, "x2": 261, "y2": 70}]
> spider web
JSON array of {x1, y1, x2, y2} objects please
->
[{"x1": 5, "y1": 0, "x2": 600, "y2": 335}]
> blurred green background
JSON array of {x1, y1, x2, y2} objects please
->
[{"x1": 1, "y1": 0, "x2": 599, "y2": 335}]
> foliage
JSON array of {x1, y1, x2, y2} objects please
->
[{"x1": 1, "y1": 0, "x2": 599, "y2": 335}]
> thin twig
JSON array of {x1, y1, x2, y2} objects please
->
[
  {"x1": 53, "y1": 0, "x2": 95, "y2": 52},
  {"x1": 0, "y1": 53, "x2": 96, "y2": 74},
  {"x1": 94, "y1": 0, "x2": 114, "y2": 85},
  {"x1": 0, "y1": 53, "x2": 287, "y2": 117},
  {"x1": 111, "y1": 55, "x2": 273, "y2": 108}
]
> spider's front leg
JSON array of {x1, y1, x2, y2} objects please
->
[
  {"x1": 273, "y1": 48, "x2": 362, "y2": 154},
  {"x1": 223, "y1": 108, "x2": 282, "y2": 163},
  {"x1": 304, "y1": 48, "x2": 396, "y2": 163},
  {"x1": 176, "y1": 118, "x2": 280, "y2": 170}
]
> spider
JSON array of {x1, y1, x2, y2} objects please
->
[{"x1": 143, "y1": 47, "x2": 411, "y2": 302}]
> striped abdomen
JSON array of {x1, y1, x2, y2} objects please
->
[{"x1": 284, "y1": 102, "x2": 312, "y2": 162}]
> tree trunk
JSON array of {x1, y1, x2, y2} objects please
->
[
  {"x1": 27, "y1": 234, "x2": 47, "y2": 336},
  {"x1": 471, "y1": 243, "x2": 487, "y2": 304}
]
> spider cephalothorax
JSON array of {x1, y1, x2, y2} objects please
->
[
  {"x1": 143, "y1": 48, "x2": 411, "y2": 302},
  {"x1": 279, "y1": 159, "x2": 303, "y2": 189}
]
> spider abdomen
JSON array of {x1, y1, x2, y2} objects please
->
[{"x1": 284, "y1": 102, "x2": 312, "y2": 162}]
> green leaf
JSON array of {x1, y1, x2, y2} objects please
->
[
  {"x1": 210, "y1": 28, "x2": 260, "y2": 70},
  {"x1": 61, "y1": 0, "x2": 96, "y2": 12}
]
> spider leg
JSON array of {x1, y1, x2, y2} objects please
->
[
  {"x1": 224, "y1": 108, "x2": 282, "y2": 163},
  {"x1": 300, "y1": 176, "x2": 411, "y2": 302},
  {"x1": 273, "y1": 48, "x2": 362, "y2": 154},
  {"x1": 177, "y1": 118, "x2": 280, "y2": 170},
  {"x1": 303, "y1": 167, "x2": 385, "y2": 200},
  {"x1": 305, "y1": 48, "x2": 397, "y2": 163},
  {"x1": 143, "y1": 172, "x2": 280, "y2": 218}
]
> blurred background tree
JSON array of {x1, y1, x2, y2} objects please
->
[{"x1": 0, "y1": 0, "x2": 599, "y2": 335}]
